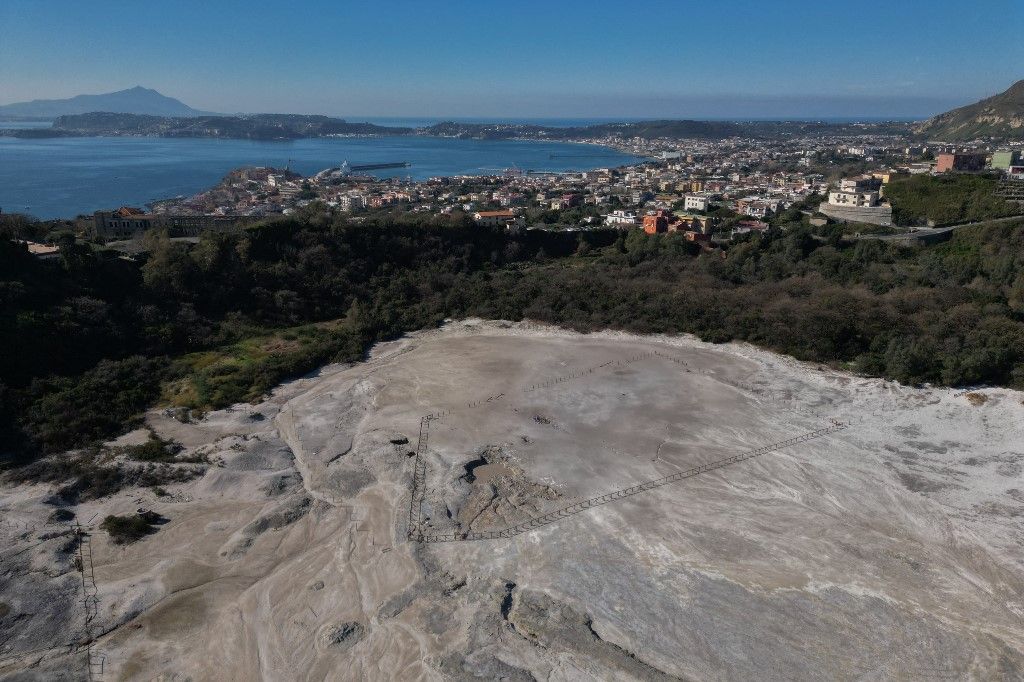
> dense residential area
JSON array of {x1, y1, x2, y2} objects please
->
[
  {"x1": 18, "y1": 124, "x2": 1023, "y2": 258},
  {"x1": 3, "y1": 113, "x2": 1024, "y2": 461}
]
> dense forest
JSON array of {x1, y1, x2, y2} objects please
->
[{"x1": 2, "y1": 209, "x2": 1023, "y2": 479}]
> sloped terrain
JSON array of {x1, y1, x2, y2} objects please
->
[{"x1": 916, "y1": 79, "x2": 1024, "y2": 140}]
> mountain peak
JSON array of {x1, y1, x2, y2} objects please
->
[
  {"x1": 0, "y1": 87, "x2": 218, "y2": 119},
  {"x1": 915, "y1": 79, "x2": 1024, "y2": 140},
  {"x1": 1005, "y1": 79, "x2": 1024, "y2": 95}
]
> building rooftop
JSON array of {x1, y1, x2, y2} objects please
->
[{"x1": 20, "y1": 241, "x2": 60, "y2": 257}]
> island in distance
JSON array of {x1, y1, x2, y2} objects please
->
[
  {"x1": 0, "y1": 86, "x2": 912, "y2": 141},
  {"x1": 0, "y1": 85, "x2": 219, "y2": 119}
]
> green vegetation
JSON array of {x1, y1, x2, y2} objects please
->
[
  {"x1": 100, "y1": 512, "x2": 159, "y2": 544},
  {"x1": 163, "y1": 320, "x2": 365, "y2": 411},
  {"x1": 3, "y1": 208, "x2": 1024, "y2": 491},
  {"x1": 119, "y1": 433, "x2": 182, "y2": 462},
  {"x1": 7, "y1": 445, "x2": 204, "y2": 502},
  {"x1": 884, "y1": 174, "x2": 1019, "y2": 226}
]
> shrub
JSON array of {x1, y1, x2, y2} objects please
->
[
  {"x1": 100, "y1": 513, "x2": 157, "y2": 544},
  {"x1": 121, "y1": 433, "x2": 182, "y2": 462}
]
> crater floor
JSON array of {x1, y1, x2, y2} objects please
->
[{"x1": 2, "y1": 320, "x2": 1023, "y2": 681}]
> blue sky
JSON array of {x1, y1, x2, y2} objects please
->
[{"x1": 1, "y1": 0, "x2": 1022, "y2": 119}]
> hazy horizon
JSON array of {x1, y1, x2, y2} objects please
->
[
  {"x1": 2, "y1": 0, "x2": 1022, "y2": 119},
  {"x1": 0, "y1": 87, "x2": 974, "y2": 123}
]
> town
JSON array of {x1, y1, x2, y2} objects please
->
[{"x1": 80, "y1": 131, "x2": 1024, "y2": 253}]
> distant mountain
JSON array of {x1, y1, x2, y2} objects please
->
[
  {"x1": 915, "y1": 80, "x2": 1024, "y2": 140},
  {"x1": 0, "y1": 86, "x2": 217, "y2": 119},
  {"x1": 2, "y1": 110, "x2": 914, "y2": 142},
  {"x1": 422, "y1": 119, "x2": 744, "y2": 140},
  {"x1": 420, "y1": 119, "x2": 909, "y2": 141},
  {"x1": 48, "y1": 112, "x2": 412, "y2": 140}
]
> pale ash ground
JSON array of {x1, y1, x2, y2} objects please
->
[{"x1": 2, "y1": 321, "x2": 1023, "y2": 681}]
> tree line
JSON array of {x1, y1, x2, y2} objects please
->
[{"x1": 2, "y1": 208, "x2": 1022, "y2": 474}]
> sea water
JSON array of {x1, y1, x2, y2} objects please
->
[{"x1": 0, "y1": 134, "x2": 645, "y2": 219}]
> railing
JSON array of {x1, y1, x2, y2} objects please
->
[
  {"x1": 405, "y1": 350, "x2": 662, "y2": 540},
  {"x1": 405, "y1": 348, "x2": 848, "y2": 544},
  {"x1": 413, "y1": 421, "x2": 847, "y2": 543},
  {"x1": 75, "y1": 524, "x2": 105, "y2": 679}
]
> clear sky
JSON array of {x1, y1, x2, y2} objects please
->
[{"x1": 1, "y1": 0, "x2": 1022, "y2": 120}]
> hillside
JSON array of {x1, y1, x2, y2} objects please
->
[
  {"x1": 0, "y1": 86, "x2": 217, "y2": 119},
  {"x1": 883, "y1": 173, "x2": 1020, "y2": 226},
  {"x1": 915, "y1": 79, "x2": 1024, "y2": 140},
  {"x1": 12, "y1": 113, "x2": 912, "y2": 142},
  {"x1": 422, "y1": 119, "x2": 745, "y2": 140},
  {"x1": 49, "y1": 112, "x2": 412, "y2": 140}
]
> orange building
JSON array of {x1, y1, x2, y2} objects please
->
[
  {"x1": 935, "y1": 152, "x2": 986, "y2": 173},
  {"x1": 642, "y1": 210, "x2": 672, "y2": 234},
  {"x1": 643, "y1": 209, "x2": 717, "y2": 235}
]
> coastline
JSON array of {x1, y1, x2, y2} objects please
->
[{"x1": 0, "y1": 134, "x2": 646, "y2": 220}]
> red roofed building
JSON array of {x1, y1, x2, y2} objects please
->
[
  {"x1": 642, "y1": 210, "x2": 672, "y2": 234},
  {"x1": 473, "y1": 210, "x2": 523, "y2": 228}
]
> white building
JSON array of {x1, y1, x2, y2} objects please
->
[
  {"x1": 828, "y1": 189, "x2": 880, "y2": 207},
  {"x1": 683, "y1": 194, "x2": 711, "y2": 212},
  {"x1": 473, "y1": 210, "x2": 522, "y2": 228},
  {"x1": 827, "y1": 176, "x2": 882, "y2": 208},
  {"x1": 604, "y1": 210, "x2": 639, "y2": 226},
  {"x1": 819, "y1": 175, "x2": 892, "y2": 226},
  {"x1": 338, "y1": 194, "x2": 366, "y2": 211}
]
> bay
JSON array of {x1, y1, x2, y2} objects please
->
[{"x1": 0, "y1": 135, "x2": 644, "y2": 220}]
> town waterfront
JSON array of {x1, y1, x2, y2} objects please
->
[{"x1": 0, "y1": 134, "x2": 644, "y2": 219}]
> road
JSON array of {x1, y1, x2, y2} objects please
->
[{"x1": 852, "y1": 213, "x2": 1024, "y2": 242}]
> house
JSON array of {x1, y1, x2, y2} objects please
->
[
  {"x1": 93, "y1": 207, "x2": 244, "y2": 238},
  {"x1": 828, "y1": 177, "x2": 882, "y2": 208},
  {"x1": 18, "y1": 240, "x2": 61, "y2": 260},
  {"x1": 731, "y1": 220, "x2": 770, "y2": 238},
  {"x1": 604, "y1": 210, "x2": 639, "y2": 227},
  {"x1": 682, "y1": 230, "x2": 711, "y2": 243},
  {"x1": 683, "y1": 194, "x2": 711, "y2": 212},
  {"x1": 735, "y1": 197, "x2": 775, "y2": 219},
  {"x1": 643, "y1": 210, "x2": 715, "y2": 235},
  {"x1": 92, "y1": 206, "x2": 153, "y2": 238},
  {"x1": 670, "y1": 213, "x2": 715, "y2": 234},
  {"x1": 473, "y1": 210, "x2": 522, "y2": 228},
  {"x1": 935, "y1": 152, "x2": 986, "y2": 173},
  {"x1": 642, "y1": 210, "x2": 671, "y2": 234},
  {"x1": 818, "y1": 176, "x2": 892, "y2": 226}
]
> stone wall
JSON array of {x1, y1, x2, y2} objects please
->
[{"x1": 818, "y1": 202, "x2": 893, "y2": 226}]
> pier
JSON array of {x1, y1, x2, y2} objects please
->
[{"x1": 344, "y1": 161, "x2": 411, "y2": 172}]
